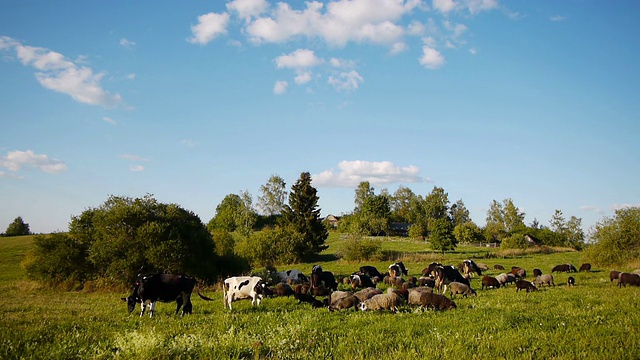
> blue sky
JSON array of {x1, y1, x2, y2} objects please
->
[{"x1": 1, "y1": 0, "x2": 639, "y2": 234}]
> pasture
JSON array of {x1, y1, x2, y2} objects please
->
[{"x1": 1, "y1": 234, "x2": 639, "y2": 359}]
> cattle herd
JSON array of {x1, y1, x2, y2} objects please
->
[{"x1": 123, "y1": 260, "x2": 640, "y2": 317}]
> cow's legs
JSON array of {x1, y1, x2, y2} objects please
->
[
  {"x1": 181, "y1": 294, "x2": 193, "y2": 316},
  {"x1": 149, "y1": 301, "x2": 157, "y2": 317},
  {"x1": 139, "y1": 300, "x2": 147, "y2": 317},
  {"x1": 175, "y1": 296, "x2": 184, "y2": 315}
]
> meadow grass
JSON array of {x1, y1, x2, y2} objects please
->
[{"x1": 1, "y1": 234, "x2": 639, "y2": 359}]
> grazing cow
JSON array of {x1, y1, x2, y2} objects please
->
[
  {"x1": 618, "y1": 273, "x2": 640, "y2": 287},
  {"x1": 122, "y1": 273, "x2": 213, "y2": 317},
  {"x1": 350, "y1": 273, "x2": 375, "y2": 289},
  {"x1": 533, "y1": 268, "x2": 543, "y2": 277},
  {"x1": 567, "y1": 276, "x2": 575, "y2": 286},
  {"x1": 552, "y1": 264, "x2": 577, "y2": 273},
  {"x1": 359, "y1": 265, "x2": 384, "y2": 279},
  {"x1": 610, "y1": 270, "x2": 621, "y2": 282},
  {"x1": 493, "y1": 264, "x2": 505, "y2": 270},
  {"x1": 461, "y1": 259, "x2": 483, "y2": 277},
  {"x1": 515, "y1": 280, "x2": 538, "y2": 292},
  {"x1": 310, "y1": 265, "x2": 338, "y2": 291},
  {"x1": 434, "y1": 265, "x2": 469, "y2": 294},
  {"x1": 579, "y1": 263, "x2": 592, "y2": 272},
  {"x1": 223, "y1": 276, "x2": 271, "y2": 310},
  {"x1": 423, "y1": 262, "x2": 443, "y2": 277},
  {"x1": 274, "y1": 269, "x2": 308, "y2": 285},
  {"x1": 481, "y1": 276, "x2": 501, "y2": 290},
  {"x1": 389, "y1": 262, "x2": 409, "y2": 277}
]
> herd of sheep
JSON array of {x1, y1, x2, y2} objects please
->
[{"x1": 259, "y1": 260, "x2": 640, "y2": 313}]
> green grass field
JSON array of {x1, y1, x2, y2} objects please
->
[{"x1": 1, "y1": 234, "x2": 639, "y2": 359}]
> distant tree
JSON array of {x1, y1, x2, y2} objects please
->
[
  {"x1": 359, "y1": 193, "x2": 391, "y2": 236},
  {"x1": 5, "y1": 216, "x2": 30, "y2": 236},
  {"x1": 429, "y1": 218, "x2": 457, "y2": 254},
  {"x1": 565, "y1": 216, "x2": 584, "y2": 249},
  {"x1": 584, "y1": 207, "x2": 640, "y2": 265},
  {"x1": 22, "y1": 232, "x2": 91, "y2": 284},
  {"x1": 257, "y1": 175, "x2": 287, "y2": 216},
  {"x1": 424, "y1": 186, "x2": 450, "y2": 226},
  {"x1": 450, "y1": 199, "x2": 471, "y2": 227},
  {"x1": 354, "y1": 181, "x2": 375, "y2": 213},
  {"x1": 207, "y1": 194, "x2": 243, "y2": 232},
  {"x1": 281, "y1": 172, "x2": 328, "y2": 260},
  {"x1": 389, "y1": 186, "x2": 419, "y2": 223},
  {"x1": 484, "y1": 198, "x2": 525, "y2": 241},
  {"x1": 454, "y1": 221, "x2": 483, "y2": 244},
  {"x1": 503, "y1": 199, "x2": 525, "y2": 233},
  {"x1": 237, "y1": 190, "x2": 257, "y2": 237}
]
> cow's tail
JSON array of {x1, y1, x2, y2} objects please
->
[{"x1": 196, "y1": 282, "x2": 214, "y2": 301}]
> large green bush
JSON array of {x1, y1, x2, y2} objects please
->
[
  {"x1": 584, "y1": 207, "x2": 640, "y2": 266},
  {"x1": 24, "y1": 194, "x2": 219, "y2": 287}
]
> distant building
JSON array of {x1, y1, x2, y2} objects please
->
[
  {"x1": 325, "y1": 214, "x2": 341, "y2": 228},
  {"x1": 524, "y1": 234, "x2": 542, "y2": 247}
]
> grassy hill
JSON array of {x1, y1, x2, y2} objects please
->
[{"x1": 1, "y1": 234, "x2": 639, "y2": 359}]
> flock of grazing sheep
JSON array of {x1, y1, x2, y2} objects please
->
[{"x1": 260, "y1": 260, "x2": 640, "y2": 313}]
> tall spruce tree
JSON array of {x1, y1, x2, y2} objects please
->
[{"x1": 281, "y1": 172, "x2": 328, "y2": 260}]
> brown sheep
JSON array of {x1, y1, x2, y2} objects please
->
[
  {"x1": 419, "y1": 292, "x2": 457, "y2": 311},
  {"x1": 482, "y1": 275, "x2": 500, "y2": 290},
  {"x1": 328, "y1": 291, "x2": 353, "y2": 307},
  {"x1": 328, "y1": 295, "x2": 360, "y2": 311},
  {"x1": 493, "y1": 264, "x2": 505, "y2": 270},
  {"x1": 353, "y1": 287, "x2": 382, "y2": 302},
  {"x1": 579, "y1": 263, "x2": 592, "y2": 272},
  {"x1": 533, "y1": 268, "x2": 543, "y2": 277},
  {"x1": 618, "y1": 273, "x2": 640, "y2": 287},
  {"x1": 515, "y1": 279, "x2": 538, "y2": 292},
  {"x1": 449, "y1": 281, "x2": 477, "y2": 298},
  {"x1": 610, "y1": 270, "x2": 621, "y2": 282},
  {"x1": 274, "y1": 283, "x2": 295, "y2": 297},
  {"x1": 407, "y1": 287, "x2": 434, "y2": 306}
]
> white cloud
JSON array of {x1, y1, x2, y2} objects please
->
[
  {"x1": 407, "y1": 21, "x2": 426, "y2": 36},
  {"x1": 433, "y1": 0, "x2": 497, "y2": 14},
  {"x1": 188, "y1": 12, "x2": 230, "y2": 45},
  {"x1": 609, "y1": 203, "x2": 640, "y2": 211},
  {"x1": 119, "y1": 154, "x2": 149, "y2": 162},
  {"x1": 0, "y1": 150, "x2": 67, "y2": 174},
  {"x1": 419, "y1": 45, "x2": 445, "y2": 69},
  {"x1": 580, "y1": 205, "x2": 602, "y2": 213},
  {"x1": 389, "y1": 42, "x2": 408, "y2": 55},
  {"x1": 119, "y1": 38, "x2": 136, "y2": 48},
  {"x1": 102, "y1": 116, "x2": 117, "y2": 125},
  {"x1": 273, "y1": 80, "x2": 288, "y2": 94},
  {"x1": 550, "y1": 15, "x2": 565, "y2": 22},
  {"x1": 129, "y1": 165, "x2": 145, "y2": 172},
  {"x1": 245, "y1": 0, "x2": 418, "y2": 46},
  {"x1": 126, "y1": 73, "x2": 136, "y2": 80},
  {"x1": 313, "y1": 160, "x2": 430, "y2": 188},
  {"x1": 226, "y1": 0, "x2": 269, "y2": 22},
  {"x1": 469, "y1": 47, "x2": 477, "y2": 55},
  {"x1": 275, "y1": 49, "x2": 323, "y2": 69},
  {"x1": 328, "y1": 70, "x2": 363, "y2": 91},
  {"x1": 0, "y1": 37, "x2": 124, "y2": 107},
  {"x1": 294, "y1": 71, "x2": 313, "y2": 84},
  {"x1": 432, "y1": 0, "x2": 457, "y2": 14},
  {"x1": 181, "y1": 139, "x2": 199, "y2": 148}
]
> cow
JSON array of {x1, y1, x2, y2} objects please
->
[
  {"x1": 274, "y1": 269, "x2": 308, "y2": 285},
  {"x1": 552, "y1": 264, "x2": 577, "y2": 273},
  {"x1": 122, "y1": 273, "x2": 213, "y2": 317},
  {"x1": 579, "y1": 263, "x2": 592, "y2": 272},
  {"x1": 350, "y1": 273, "x2": 375, "y2": 289},
  {"x1": 389, "y1": 262, "x2": 409, "y2": 277},
  {"x1": 461, "y1": 259, "x2": 482, "y2": 277},
  {"x1": 422, "y1": 262, "x2": 443, "y2": 277},
  {"x1": 433, "y1": 265, "x2": 469, "y2": 294},
  {"x1": 223, "y1": 276, "x2": 272, "y2": 310},
  {"x1": 359, "y1": 265, "x2": 384, "y2": 279},
  {"x1": 310, "y1": 265, "x2": 338, "y2": 291},
  {"x1": 618, "y1": 273, "x2": 640, "y2": 287}
]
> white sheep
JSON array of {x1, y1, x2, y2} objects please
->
[
  {"x1": 353, "y1": 287, "x2": 382, "y2": 302},
  {"x1": 359, "y1": 292, "x2": 403, "y2": 313}
]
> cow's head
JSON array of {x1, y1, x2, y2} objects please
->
[
  {"x1": 121, "y1": 284, "x2": 140, "y2": 314},
  {"x1": 255, "y1": 280, "x2": 273, "y2": 297}
]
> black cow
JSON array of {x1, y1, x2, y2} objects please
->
[
  {"x1": 359, "y1": 265, "x2": 384, "y2": 279},
  {"x1": 122, "y1": 273, "x2": 212, "y2": 317},
  {"x1": 434, "y1": 265, "x2": 469, "y2": 294},
  {"x1": 310, "y1": 265, "x2": 338, "y2": 291}
]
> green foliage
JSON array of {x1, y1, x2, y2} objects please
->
[
  {"x1": 584, "y1": 207, "x2": 640, "y2": 266},
  {"x1": 4, "y1": 216, "x2": 30, "y2": 236},
  {"x1": 235, "y1": 226, "x2": 305, "y2": 267},
  {"x1": 257, "y1": 174, "x2": 287, "y2": 216},
  {"x1": 453, "y1": 221, "x2": 483, "y2": 244},
  {"x1": 408, "y1": 222, "x2": 427, "y2": 239},
  {"x1": 339, "y1": 235, "x2": 382, "y2": 261},
  {"x1": 281, "y1": 172, "x2": 328, "y2": 260},
  {"x1": 500, "y1": 233, "x2": 528, "y2": 250},
  {"x1": 429, "y1": 217, "x2": 457, "y2": 253},
  {"x1": 22, "y1": 233, "x2": 91, "y2": 284},
  {"x1": 27, "y1": 194, "x2": 218, "y2": 286}
]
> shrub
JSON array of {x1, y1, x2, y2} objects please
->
[
  {"x1": 500, "y1": 234, "x2": 527, "y2": 250},
  {"x1": 339, "y1": 235, "x2": 381, "y2": 261},
  {"x1": 22, "y1": 233, "x2": 92, "y2": 284}
]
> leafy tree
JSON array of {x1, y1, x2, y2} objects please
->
[
  {"x1": 354, "y1": 181, "x2": 375, "y2": 213},
  {"x1": 454, "y1": 221, "x2": 483, "y2": 244},
  {"x1": 389, "y1": 186, "x2": 420, "y2": 223},
  {"x1": 237, "y1": 190, "x2": 257, "y2": 237},
  {"x1": 565, "y1": 216, "x2": 584, "y2": 249},
  {"x1": 339, "y1": 234, "x2": 381, "y2": 261},
  {"x1": 358, "y1": 193, "x2": 391, "y2": 236},
  {"x1": 584, "y1": 207, "x2": 640, "y2": 266},
  {"x1": 235, "y1": 226, "x2": 304, "y2": 268},
  {"x1": 484, "y1": 198, "x2": 525, "y2": 241},
  {"x1": 424, "y1": 186, "x2": 450, "y2": 225},
  {"x1": 5, "y1": 216, "x2": 30, "y2": 236},
  {"x1": 257, "y1": 175, "x2": 287, "y2": 216},
  {"x1": 281, "y1": 172, "x2": 328, "y2": 260},
  {"x1": 450, "y1": 200, "x2": 471, "y2": 227},
  {"x1": 429, "y1": 217, "x2": 457, "y2": 254},
  {"x1": 500, "y1": 234, "x2": 528, "y2": 249},
  {"x1": 208, "y1": 194, "x2": 243, "y2": 232},
  {"x1": 22, "y1": 232, "x2": 91, "y2": 284},
  {"x1": 503, "y1": 199, "x2": 525, "y2": 233}
]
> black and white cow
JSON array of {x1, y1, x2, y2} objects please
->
[
  {"x1": 310, "y1": 265, "x2": 338, "y2": 291},
  {"x1": 121, "y1": 273, "x2": 213, "y2": 317},
  {"x1": 461, "y1": 259, "x2": 482, "y2": 277},
  {"x1": 359, "y1": 265, "x2": 384, "y2": 279},
  {"x1": 433, "y1": 265, "x2": 470, "y2": 294},
  {"x1": 389, "y1": 262, "x2": 409, "y2": 277},
  {"x1": 223, "y1": 276, "x2": 272, "y2": 310},
  {"x1": 274, "y1": 269, "x2": 309, "y2": 285}
]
